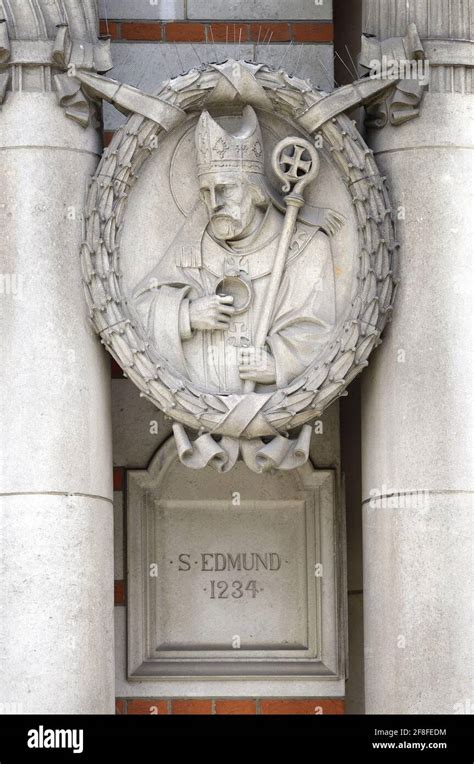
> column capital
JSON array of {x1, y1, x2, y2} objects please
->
[
  {"x1": 362, "y1": 1, "x2": 473, "y2": 101},
  {"x1": 363, "y1": 0, "x2": 473, "y2": 41}
]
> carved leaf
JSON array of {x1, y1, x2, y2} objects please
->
[
  {"x1": 355, "y1": 333, "x2": 378, "y2": 364},
  {"x1": 200, "y1": 394, "x2": 229, "y2": 413},
  {"x1": 113, "y1": 165, "x2": 132, "y2": 195},
  {"x1": 107, "y1": 271, "x2": 121, "y2": 303},
  {"x1": 329, "y1": 350, "x2": 355, "y2": 381},
  {"x1": 312, "y1": 380, "x2": 346, "y2": 408},
  {"x1": 361, "y1": 269, "x2": 377, "y2": 304},
  {"x1": 90, "y1": 275, "x2": 107, "y2": 309},
  {"x1": 305, "y1": 365, "x2": 330, "y2": 390},
  {"x1": 379, "y1": 273, "x2": 394, "y2": 313},
  {"x1": 80, "y1": 243, "x2": 94, "y2": 284},
  {"x1": 87, "y1": 210, "x2": 101, "y2": 249},
  {"x1": 343, "y1": 363, "x2": 366, "y2": 386},
  {"x1": 340, "y1": 321, "x2": 360, "y2": 351},
  {"x1": 95, "y1": 242, "x2": 110, "y2": 279},
  {"x1": 103, "y1": 216, "x2": 117, "y2": 252},
  {"x1": 284, "y1": 390, "x2": 317, "y2": 412},
  {"x1": 175, "y1": 392, "x2": 209, "y2": 415},
  {"x1": 85, "y1": 180, "x2": 98, "y2": 217},
  {"x1": 361, "y1": 298, "x2": 380, "y2": 331},
  {"x1": 100, "y1": 151, "x2": 118, "y2": 180},
  {"x1": 117, "y1": 134, "x2": 138, "y2": 166},
  {"x1": 137, "y1": 121, "x2": 159, "y2": 147}
]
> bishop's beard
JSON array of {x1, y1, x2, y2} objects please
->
[{"x1": 210, "y1": 213, "x2": 242, "y2": 241}]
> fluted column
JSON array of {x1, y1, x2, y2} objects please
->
[
  {"x1": 361, "y1": 0, "x2": 473, "y2": 714},
  {"x1": 0, "y1": 1, "x2": 114, "y2": 713}
]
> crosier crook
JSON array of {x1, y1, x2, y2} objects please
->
[{"x1": 243, "y1": 137, "x2": 320, "y2": 393}]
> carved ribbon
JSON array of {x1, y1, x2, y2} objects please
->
[
  {"x1": 0, "y1": 20, "x2": 9, "y2": 64},
  {"x1": 54, "y1": 73, "x2": 98, "y2": 128},
  {"x1": 360, "y1": 23, "x2": 428, "y2": 127},
  {"x1": 210, "y1": 393, "x2": 276, "y2": 439},
  {"x1": 0, "y1": 71, "x2": 8, "y2": 103},
  {"x1": 73, "y1": 70, "x2": 186, "y2": 132},
  {"x1": 173, "y1": 423, "x2": 312, "y2": 473},
  {"x1": 205, "y1": 60, "x2": 274, "y2": 111},
  {"x1": 52, "y1": 25, "x2": 112, "y2": 127},
  {"x1": 0, "y1": 20, "x2": 10, "y2": 107}
]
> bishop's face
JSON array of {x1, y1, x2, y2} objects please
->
[{"x1": 199, "y1": 171, "x2": 257, "y2": 242}]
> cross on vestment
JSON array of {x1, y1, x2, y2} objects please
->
[
  {"x1": 224, "y1": 255, "x2": 249, "y2": 277},
  {"x1": 216, "y1": 320, "x2": 250, "y2": 393},
  {"x1": 227, "y1": 321, "x2": 250, "y2": 347},
  {"x1": 222, "y1": 256, "x2": 251, "y2": 348}
]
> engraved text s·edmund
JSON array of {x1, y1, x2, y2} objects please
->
[{"x1": 134, "y1": 107, "x2": 336, "y2": 394}]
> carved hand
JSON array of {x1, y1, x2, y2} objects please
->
[
  {"x1": 238, "y1": 346, "x2": 276, "y2": 384},
  {"x1": 189, "y1": 295, "x2": 235, "y2": 331}
]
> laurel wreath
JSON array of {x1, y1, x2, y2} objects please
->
[{"x1": 81, "y1": 62, "x2": 397, "y2": 438}]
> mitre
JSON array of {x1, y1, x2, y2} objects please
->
[{"x1": 195, "y1": 105, "x2": 265, "y2": 176}]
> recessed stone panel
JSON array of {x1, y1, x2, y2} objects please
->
[
  {"x1": 150, "y1": 499, "x2": 312, "y2": 654},
  {"x1": 127, "y1": 438, "x2": 344, "y2": 678}
]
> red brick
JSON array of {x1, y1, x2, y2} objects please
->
[
  {"x1": 171, "y1": 699, "x2": 213, "y2": 715},
  {"x1": 292, "y1": 22, "x2": 334, "y2": 43},
  {"x1": 250, "y1": 23, "x2": 291, "y2": 43},
  {"x1": 110, "y1": 357, "x2": 124, "y2": 378},
  {"x1": 127, "y1": 699, "x2": 169, "y2": 715},
  {"x1": 122, "y1": 22, "x2": 162, "y2": 41},
  {"x1": 99, "y1": 20, "x2": 120, "y2": 40},
  {"x1": 215, "y1": 699, "x2": 256, "y2": 715},
  {"x1": 260, "y1": 699, "x2": 344, "y2": 715},
  {"x1": 103, "y1": 131, "x2": 115, "y2": 148},
  {"x1": 208, "y1": 23, "x2": 248, "y2": 43},
  {"x1": 114, "y1": 580, "x2": 126, "y2": 606},
  {"x1": 164, "y1": 22, "x2": 206, "y2": 42},
  {"x1": 113, "y1": 467, "x2": 124, "y2": 491},
  {"x1": 115, "y1": 699, "x2": 127, "y2": 714}
]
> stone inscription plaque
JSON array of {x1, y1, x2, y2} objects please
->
[
  {"x1": 150, "y1": 500, "x2": 314, "y2": 655},
  {"x1": 127, "y1": 438, "x2": 343, "y2": 679}
]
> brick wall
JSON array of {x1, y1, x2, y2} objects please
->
[
  {"x1": 116, "y1": 698, "x2": 345, "y2": 715},
  {"x1": 100, "y1": 19, "x2": 333, "y2": 43}
]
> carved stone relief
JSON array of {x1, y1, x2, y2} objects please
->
[{"x1": 81, "y1": 60, "x2": 399, "y2": 471}]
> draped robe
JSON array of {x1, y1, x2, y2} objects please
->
[{"x1": 134, "y1": 204, "x2": 336, "y2": 394}]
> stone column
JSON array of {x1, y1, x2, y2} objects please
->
[
  {"x1": 0, "y1": 2, "x2": 114, "y2": 713},
  {"x1": 361, "y1": 0, "x2": 473, "y2": 714}
]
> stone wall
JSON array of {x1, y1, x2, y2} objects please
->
[{"x1": 100, "y1": 1, "x2": 359, "y2": 714}]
